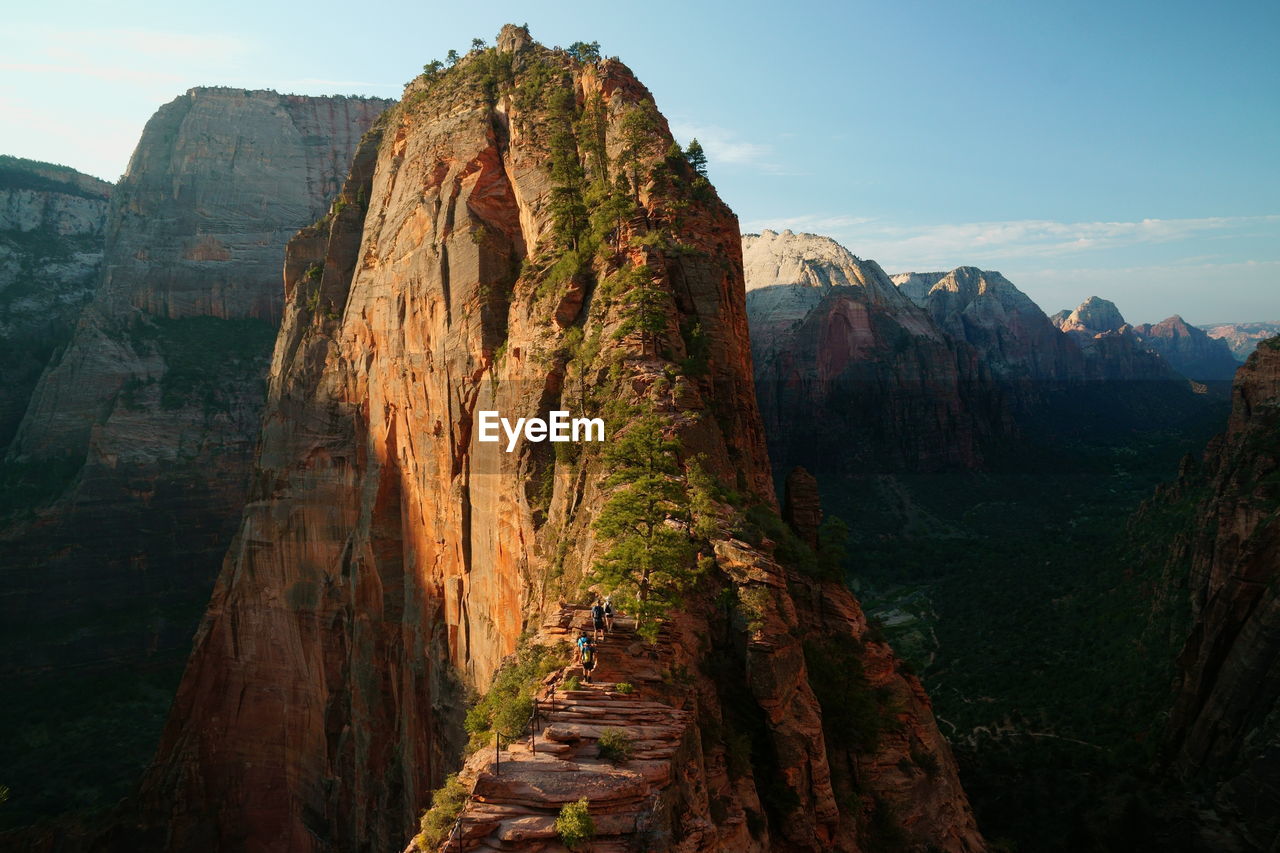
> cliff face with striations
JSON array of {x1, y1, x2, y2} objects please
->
[
  {"x1": 745, "y1": 230, "x2": 1004, "y2": 475},
  {"x1": 0, "y1": 156, "x2": 111, "y2": 452},
  {"x1": 1149, "y1": 338, "x2": 1280, "y2": 849},
  {"x1": 119, "y1": 29, "x2": 983, "y2": 853},
  {"x1": 0, "y1": 90, "x2": 389, "y2": 829}
]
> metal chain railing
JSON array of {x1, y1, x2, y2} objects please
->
[
  {"x1": 493, "y1": 697, "x2": 540, "y2": 774},
  {"x1": 444, "y1": 813, "x2": 464, "y2": 852}
]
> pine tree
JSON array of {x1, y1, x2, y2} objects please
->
[
  {"x1": 685, "y1": 138, "x2": 708, "y2": 177},
  {"x1": 567, "y1": 41, "x2": 602, "y2": 63},
  {"x1": 592, "y1": 414, "x2": 702, "y2": 637},
  {"x1": 611, "y1": 264, "x2": 668, "y2": 356},
  {"x1": 446, "y1": 49, "x2": 460, "y2": 67}
]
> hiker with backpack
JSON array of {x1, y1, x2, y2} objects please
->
[
  {"x1": 603, "y1": 596, "x2": 615, "y2": 633},
  {"x1": 591, "y1": 599, "x2": 606, "y2": 641},
  {"x1": 575, "y1": 631, "x2": 598, "y2": 684}
]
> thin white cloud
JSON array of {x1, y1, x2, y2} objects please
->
[
  {"x1": 669, "y1": 121, "x2": 801, "y2": 175},
  {"x1": 743, "y1": 214, "x2": 1280, "y2": 270}
]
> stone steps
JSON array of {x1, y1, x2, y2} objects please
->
[{"x1": 430, "y1": 606, "x2": 688, "y2": 852}]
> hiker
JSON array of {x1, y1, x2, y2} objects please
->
[
  {"x1": 603, "y1": 596, "x2": 615, "y2": 633},
  {"x1": 591, "y1": 598, "x2": 606, "y2": 641},
  {"x1": 576, "y1": 631, "x2": 590, "y2": 665},
  {"x1": 581, "y1": 637, "x2": 598, "y2": 684}
]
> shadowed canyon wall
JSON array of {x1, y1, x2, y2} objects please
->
[
  {"x1": 0, "y1": 89, "x2": 390, "y2": 829},
  {"x1": 1143, "y1": 339, "x2": 1280, "y2": 850},
  {"x1": 0, "y1": 156, "x2": 111, "y2": 454}
]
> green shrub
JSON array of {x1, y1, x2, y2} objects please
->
[
  {"x1": 562, "y1": 675, "x2": 581, "y2": 692},
  {"x1": 614, "y1": 682, "x2": 634, "y2": 694},
  {"x1": 413, "y1": 773, "x2": 468, "y2": 850},
  {"x1": 556, "y1": 797, "x2": 596, "y2": 849},
  {"x1": 597, "y1": 727, "x2": 634, "y2": 763},
  {"x1": 464, "y1": 642, "x2": 569, "y2": 753}
]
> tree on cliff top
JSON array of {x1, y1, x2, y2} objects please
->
[
  {"x1": 592, "y1": 414, "x2": 703, "y2": 638},
  {"x1": 685, "y1": 139, "x2": 707, "y2": 177}
]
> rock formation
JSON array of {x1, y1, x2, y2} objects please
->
[
  {"x1": 745, "y1": 230, "x2": 1003, "y2": 475},
  {"x1": 1130, "y1": 315, "x2": 1241, "y2": 381},
  {"x1": 1149, "y1": 338, "x2": 1280, "y2": 849},
  {"x1": 114, "y1": 29, "x2": 983, "y2": 853},
  {"x1": 1199, "y1": 321, "x2": 1280, "y2": 362},
  {"x1": 0, "y1": 89, "x2": 389, "y2": 828},
  {"x1": 0, "y1": 156, "x2": 111, "y2": 452}
]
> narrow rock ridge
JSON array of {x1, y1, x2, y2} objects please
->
[
  {"x1": 420, "y1": 606, "x2": 700, "y2": 852},
  {"x1": 117, "y1": 28, "x2": 983, "y2": 852}
]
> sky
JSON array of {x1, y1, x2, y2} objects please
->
[{"x1": 2, "y1": 0, "x2": 1276, "y2": 323}]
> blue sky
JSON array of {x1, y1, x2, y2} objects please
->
[{"x1": 3, "y1": 0, "x2": 1275, "y2": 323}]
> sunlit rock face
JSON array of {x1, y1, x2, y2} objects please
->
[{"x1": 117, "y1": 31, "x2": 984, "y2": 853}]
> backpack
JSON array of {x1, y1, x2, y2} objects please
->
[{"x1": 592, "y1": 604, "x2": 604, "y2": 619}]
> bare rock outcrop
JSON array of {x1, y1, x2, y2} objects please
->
[{"x1": 116, "y1": 31, "x2": 983, "y2": 853}]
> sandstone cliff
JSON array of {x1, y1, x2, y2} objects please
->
[
  {"x1": 1150, "y1": 338, "x2": 1280, "y2": 849},
  {"x1": 0, "y1": 156, "x2": 110, "y2": 453},
  {"x1": 119, "y1": 29, "x2": 983, "y2": 853},
  {"x1": 0, "y1": 90, "x2": 389, "y2": 829},
  {"x1": 1128, "y1": 316, "x2": 1241, "y2": 381},
  {"x1": 745, "y1": 230, "x2": 1003, "y2": 475}
]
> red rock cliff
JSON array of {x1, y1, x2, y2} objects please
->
[{"x1": 120, "y1": 28, "x2": 983, "y2": 853}]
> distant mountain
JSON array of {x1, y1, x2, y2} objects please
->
[
  {"x1": 1199, "y1": 321, "x2": 1280, "y2": 361},
  {"x1": 892, "y1": 267, "x2": 1081, "y2": 386},
  {"x1": 1132, "y1": 316, "x2": 1240, "y2": 381},
  {"x1": 745, "y1": 230, "x2": 1003, "y2": 475},
  {"x1": 1053, "y1": 296, "x2": 1182, "y2": 381}
]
